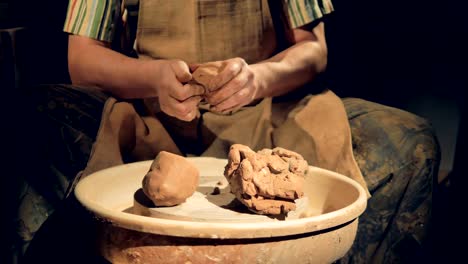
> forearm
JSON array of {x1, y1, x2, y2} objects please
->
[
  {"x1": 252, "y1": 22, "x2": 328, "y2": 99},
  {"x1": 68, "y1": 35, "x2": 159, "y2": 99}
]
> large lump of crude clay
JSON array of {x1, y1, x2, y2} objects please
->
[
  {"x1": 224, "y1": 144, "x2": 308, "y2": 215},
  {"x1": 142, "y1": 151, "x2": 199, "y2": 206}
]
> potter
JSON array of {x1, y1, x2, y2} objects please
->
[{"x1": 20, "y1": 0, "x2": 439, "y2": 263}]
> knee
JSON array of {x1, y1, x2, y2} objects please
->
[
  {"x1": 347, "y1": 97, "x2": 440, "y2": 160},
  {"x1": 405, "y1": 118, "x2": 440, "y2": 190},
  {"x1": 397, "y1": 109, "x2": 440, "y2": 171},
  {"x1": 390, "y1": 116, "x2": 440, "y2": 194},
  {"x1": 345, "y1": 98, "x2": 441, "y2": 189}
]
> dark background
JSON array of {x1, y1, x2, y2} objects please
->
[{"x1": 1, "y1": 0, "x2": 467, "y2": 263}]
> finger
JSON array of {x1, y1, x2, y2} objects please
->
[
  {"x1": 162, "y1": 96, "x2": 202, "y2": 121},
  {"x1": 170, "y1": 60, "x2": 192, "y2": 83},
  {"x1": 170, "y1": 83, "x2": 206, "y2": 101},
  {"x1": 183, "y1": 95, "x2": 204, "y2": 109},
  {"x1": 213, "y1": 88, "x2": 250, "y2": 113},
  {"x1": 206, "y1": 65, "x2": 250, "y2": 106},
  {"x1": 178, "y1": 96, "x2": 203, "y2": 121},
  {"x1": 209, "y1": 59, "x2": 244, "y2": 92},
  {"x1": 181, "y1": 108, "x2": 200, "y2": 121},
  {"x1": 160, "y1": 96, "x2": 185, "y2": 118},
  {"x1": 178, "y1": 109, "x2": 198, "y2": 122},
  {"x1": 187, "y1": 83, "x2": 207, "y2": 97}
]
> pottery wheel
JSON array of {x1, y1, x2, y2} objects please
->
[
  {"x1": 74, "y1": 157, "x2": 367, "y2": 239},
  {"x1": 132, "y1": 159, "x2": 308, "y2": 222}
]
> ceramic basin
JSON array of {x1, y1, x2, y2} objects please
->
[{"x1": 75, "y1": 157, "x2": 367, "y2": 264}]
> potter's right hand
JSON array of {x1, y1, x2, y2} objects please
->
[{"x1": 153, "y1": 60, "x2": 205, "y2": 121}]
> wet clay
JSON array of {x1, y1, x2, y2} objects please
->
[
  {"x1": 191, "y1": 62, "x2": 227, "y2": 92},
  {"x1": 142, "y1": 151, "x2": 200, "y2": 206},
  {"x1": 224, "y1": 144, "x2": 308, "y2": 215}
]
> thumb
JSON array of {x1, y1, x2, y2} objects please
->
[{"x1": 171, "y1": 60, "x2": 192, "y2": 83}]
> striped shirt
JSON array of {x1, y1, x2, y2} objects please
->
[
  {"x1": 285, "y1": 0, "x2": 334, "y2": 28},
  {"x1": 63, "y1": 0, "x2": 334, "y2": 42},
  {"x1": 63, "y1": 0, "x2": 119, "y2": 42}
]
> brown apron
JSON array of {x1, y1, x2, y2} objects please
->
[
  {"x1": 135, "y1": 0, "x2": 277, "y2": 64},
  {"x1": 82, "y1": 0, "x2": 370, "y2": 197}
]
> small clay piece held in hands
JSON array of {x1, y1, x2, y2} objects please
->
[
  {"x1": 224, "y1": 144, "x2": 308, "y2": 215},
  {"x1": 191, "y1": 61, "x2": 227, "y2": 93},
  {"x1": 142, "y1": 151, "x2": 200, "y2": 206}
]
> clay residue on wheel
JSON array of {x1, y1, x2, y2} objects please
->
[{"x1": 224, "y1": 144, "x2": 308, "y2": 215}]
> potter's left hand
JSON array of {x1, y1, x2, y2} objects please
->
[{"x1": 202, "y1": 58, "x2": 260, "y2": 113}]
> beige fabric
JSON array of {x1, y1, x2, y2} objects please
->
[
  {"x1": 136, "y1": 0, "x2": 277, "y2": 64},
  {"x1": 81, "y1": 0, "x2": 370, "y2": 197},
  {"x1": 200, "y1": 90, "x2": 369, "y2": 195},
  {"x1": 81, "y1": 98, "x2": 181, "y2": 177},
  {"x1": 83, "y1": 90, "x2": 370, "y2": 197}
]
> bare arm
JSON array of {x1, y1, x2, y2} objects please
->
[
  {"x1": 253, "y1": 22, "x2": 328, "y2": 99},
  {"x1": 68, "y1": 35, "x2": 159, "y2": 99},
  {"x1": 68, "y1": 35, "x2": 204, "y2": 120},
  {"x1": 204, "y1": 22, "x2": 328, "y2": 112},
  {"x1": 68, "y1": 20, "x2": 327, "y2": 115}
]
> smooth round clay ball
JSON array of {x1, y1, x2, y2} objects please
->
[{"x1": 142, "y1": 151, "x2": 200, "y2": 206}]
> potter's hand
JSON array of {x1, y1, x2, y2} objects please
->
[
  {"x1": 202, "y1": 58, "x2": 259, "y2": 114},
  {"x1": 155, "y1": 60, "x2": 205, "y2": 121}
]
